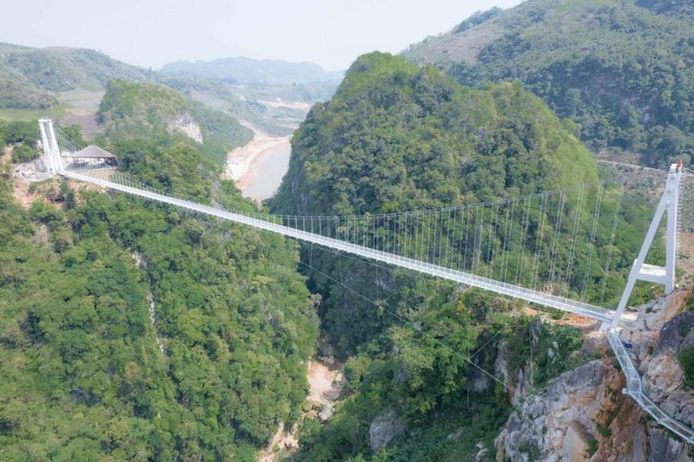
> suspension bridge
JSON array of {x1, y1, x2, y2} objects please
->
[{"x1": 37, "y1": 119, "x2": 694, "y2": 443}]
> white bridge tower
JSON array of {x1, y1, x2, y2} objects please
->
[
  {"x1": 38, "y1": 118, "x2": 63, "y2": 174},
  {"x1": 612, "y1": 162, "x2": 683, "y2": 326}
]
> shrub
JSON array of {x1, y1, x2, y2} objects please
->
[
  {"x1": 678, "y1": 346, "x2": 694, "y2": 389},
  {"x1": 12, "y1": 143, "x2": 40, "y2": 163},
  {"x1": 586, "y1": 435, "x2": 599, "y2": 457},
  {"x1": 0, "y1": 120, "x2": 39, "y2": 145},
  {"x1": 596, "y1": 422, "x2": 612, "y2": 438}
]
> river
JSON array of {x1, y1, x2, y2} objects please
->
[{"x1": 241, "y1": 143, "x2": 292, "y2": 201}]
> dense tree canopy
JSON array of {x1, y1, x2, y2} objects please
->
[
  {"x1": 97, "y1": 80, "x2": 252, "y2": 167},
  {"x1": 0, "y1": 107, "x2": 319, "y2": 460},
  {"x1": 404, "y1": 0, "x2": 694, "y2": 167},
  {"x1": 271, "y1": 53, "x2": 657, "y2": 460},
  {"x1": 0, "y1": 120, "x2": 40, "y2": 162},
  {"x1": 271, "y1": 52, "x2": 651, "y2": 356}
]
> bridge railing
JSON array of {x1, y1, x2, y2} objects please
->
[
  {"x1": 58, "y1": 166, "x2": 694, "y2": 445},
  {"x1": 608, "y1": 328, "x2": 694, "y2": 443},
  {"x1": 60, "y1": 168, "x2": 614, "y2": 322},
  {"x1": 62, "y1": 160, "x2": 644, "y2": 312}
]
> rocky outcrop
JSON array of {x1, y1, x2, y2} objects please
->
[
  {"x1": 494, "y1": 318, "x2": 543, "y2": 405},
  {"x1": 495, "y1": 360, "x2": 611, "y2": 462},
  {"x1": 647, "y1": 429, "x2": 691, "y2": 462},
  {"x1": 132, "y1": 252, "x2": 166, "y2": 354},
  {"x1": 168, "y1": 112, "x2": 203, "y2": 144},
  {"x1": 622, "y1": 292, "x2": 694, "y2": 428},
  {"x1": 369, "y1": 411, "x2": 405, "y2": 453},
  {"x1": 645, "y1": 355, "x2": 694, "y2": 425},
  {"x1": 496, "y1": 290, "x2": 694, "y2": 461}
]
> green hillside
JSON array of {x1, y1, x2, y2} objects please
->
[
  {"x1": 273, "y1": 52, "x2": 598, "y2": 216},
  {"x1": 272, "y1": 51, "x2": 652, "y2": 353},
  {"x1": 0, "y1": 43, "x2": 255, "y2": 162},
  {"x1": 0, "y1": 73, "x2": 56, "y2": 110},
  {"x1": 0, "y1": 42, "x2": 332, "y2": 138},
  {"x1": 270, "y1": 53, "x2": 654, "y2": 460},
  {"x1": 403, "y1": 0, "x2": 694, "y2": 167},
  {"x1": 0, "y1": 110, "x2": 318, "y2": 460},
  {"x1": 0, "y1": 43, "x2": 153, "y2": 110},
  {"x1": 97, "y1": 80, "x2": 252, "y2": 166}
]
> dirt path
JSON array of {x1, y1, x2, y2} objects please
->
[
  {"x1": 258, "y1": 360, "x2": 343, "y2": 462},
  {"x1": 223, "y1": 121, "x2": 290, "y2": 191},
  {"x1": 522, "y1": 307, "x2": 599, "y2": 329}
]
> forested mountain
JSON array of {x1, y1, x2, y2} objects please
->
[
  {"x1": 269, "y1": 53, "x2": 655, "y2": 459},
  {"x1": 96, "y1": 80, "x2": 252, "y2": 166},
  {"x1": 0, "y1": 92, "x2": 320, "y2": 459},
  {"x1": 161, "y1": 57, "x2": 342, "y2": 85},
  {"x1": 0, "y1": 42, "x2": 335, "y2": 138},
  {"x1": 271, "y1": 52, "x2": 646, "y2": 353},
  {"x1": 403, "y1": 0, "x2": 694, "y2": 167},
  {"x1": 2, "y1": 1, "x2": 691, "y2": 458},
  {"x1": 0, "y1": 43, "x2": 153, "y2": 109}
]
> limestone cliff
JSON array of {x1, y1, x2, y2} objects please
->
[
  {"x1": 496, "y1": 290, "x2": 693, "y2": 461},
  {"x1": 167, "y1": 112, "x2": 203, "y2": 144}
]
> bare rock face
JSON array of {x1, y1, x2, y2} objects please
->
[
  {"x1": 645, "y1": 312, "x2": 694, "y2": 428},
  {"x1": 621, "y1": 291, "x2": 690, "y2": 365},
  {"x1": 658, "y1": 311, "x2": 694, "y2": 352},
  {"x1": 369, "y1": 411, "x2": 405, "y2": 453},
  {"x1": 168, "y1": 112, "x2": 203, "y2": 144},
  {"x1": 647, "y1": 428, "x2": 691, "y2": 462},
  {"x1": 318, "y1": 404, "x2": 334, "y2": 422},
  {"x1": 495, "y1": 360, "x2": 609, "y2": 462},
  {"x1": 495, "y1": 318, "x2": 544, "y2": 405},
  {"x1": 496, "y1": 290, "x2": 694, "y2": 461},
  {"x1": 624, "y1": 294, "x2": 694, "y2": 428}
]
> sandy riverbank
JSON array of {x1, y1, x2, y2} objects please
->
[{"x1": 224, "y1": 121, "x2": 291, "y2": 191}]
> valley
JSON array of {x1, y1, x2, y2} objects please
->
[
  {"x1": 223, "y1": 120, "x2": 292, "y2": 199},
  {"x1": 0, "y1": 0, "x2": 693, "y2": 461}
]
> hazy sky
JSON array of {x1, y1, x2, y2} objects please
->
[{"x1": 2, "y1": 0, "x2": 522, "y2": 71}]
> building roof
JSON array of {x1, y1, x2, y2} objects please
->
[{"x1": 69, "y1": 145, "x2": 117, "y2": 159}]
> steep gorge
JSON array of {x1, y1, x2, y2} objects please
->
[
  {"x1": 0, "y1": 116, "x2": 319, "y2": 460},
  {"x1": 267, "y1": 52, "x2": 693, "y2": 460}
]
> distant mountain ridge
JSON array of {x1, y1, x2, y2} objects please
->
[
  {"x1": 2, "y1": 46, "x2": 152, "y2": 91},
  {"x1": 403, "y1": 0, "x2": 694, "y2": 167},
  {"x1": 0, "y1": 42, "x2": 153, "y2": 109},
  {"x1": 160, "y1": 56, "x2": 343, "y2": 84},
  {"x1": 0, "y1": 41, "x2": 338, "y2": 138}
]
